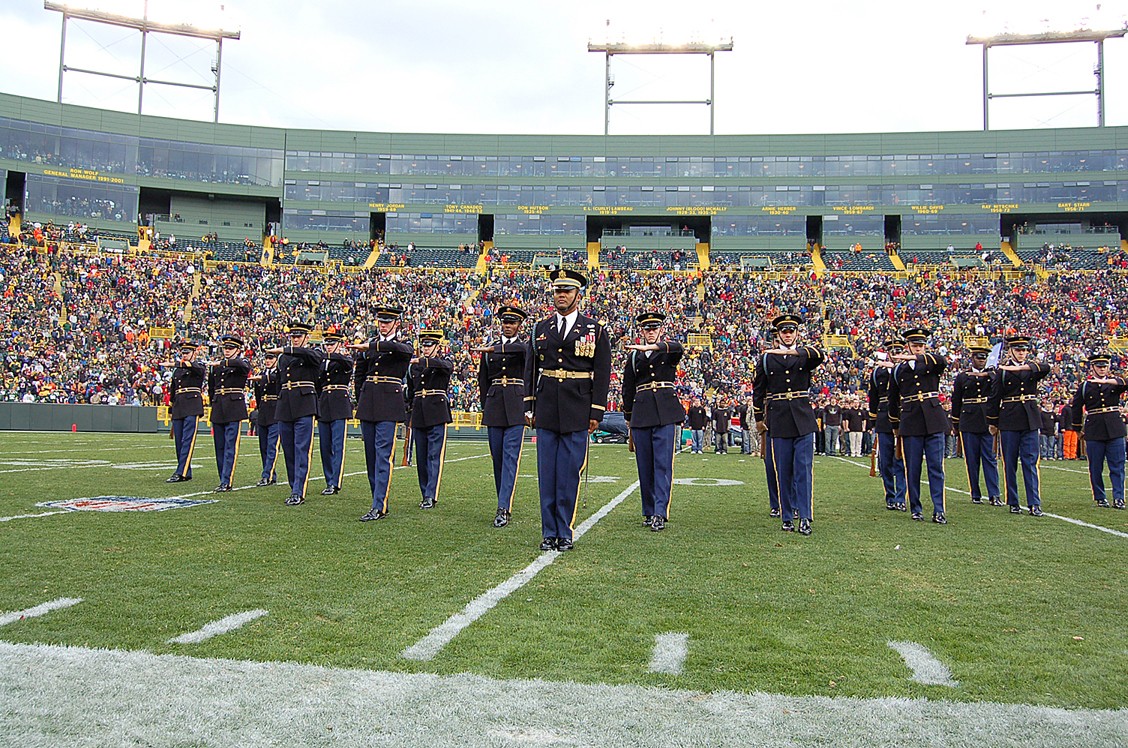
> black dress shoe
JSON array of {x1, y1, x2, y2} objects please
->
[
  {"x1": 1096, "y1": 498, "x2": 1111, "y2": 508},
  {"x1": 896, "y1": 503, "x2": 907, "y2": 512},
  {"x1": 769, "y1": 508, "x2": 781, "y2": 518},
  {"x1": 1009, "y1": 505, "x2": 1022, "y2": 514},
  {"x1": 255, "y1": 478, "x2": 271, "y2": 487},
  {"x1": 911, "y1": 512, "x2": 923, "y2": 521},
  {"x1": 493, "y1": 509, "x2": 510, "y2": 528},
  {"x1": 285, "y1": 495, "x2": 305, "y2": 506},
  {"x1": 1114, "y1": 500, "x2": 1125, "y2": 510},
  {"x1": 165, "y1": 475, "x2": 183, "y2": 483},
  {"x1": 556, "y1": 538, "x2": 574, "y2": 551},
  {"x1": 885, "y1": 503, "x2": 897, "y2": 511},
  {"x1": 321, "y1": 486, "x2": 338, "y2": 496},
  {"x1": 798, "y1": 519, "x2": 812, "y2": 536},
  {"x1": 359, "y1": 509, "x2": 387, "y2": 521},
  {"x1": 643, "y1": 515, "x2": 654, "y2": 527},
  {"x1": 539, "y1": 537, "x2": 557, "y2": 551},
  {"x1": 213, "y1": 485, "x2": 232, "y2": 493},
  {"x1": 651, "y1": 516, "x2": 666, "y2": 532},
  {"x1": 989, "y1": 497, "x2": 1003, "y2": 506},
  {"x1": 971, "y1": 497, "x2": 983, "y2": 504},
  {"x1": 933, "y1": 512, "x2": 947, "y2": 525},
  {"x1": 1029, "y1": 506, "x2": 1043, "y2": 517},
  {"x1": 781, "y1": 521, "x2": 795, "y2": 532},
  {"x1": 419, "y1": 497, "x2": 437, "y2": 509}
]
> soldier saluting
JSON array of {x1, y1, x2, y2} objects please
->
[
  {"x1": 950, "y1": 344, "x2": 1001, "y2": 506},
  {"x1": 867, "y1": 337, "x2": 907, "y2": 511},
  {"x1": 267, "y1": 320, "x2": 325, "y2": 506},
  {"x1": 407, "y1": 330, "x2": 453, "y2": 510},
  {"x1": 475, "y1": 305, "x2": 529, "y2": 528},
  {"x1": 988, "y1": 334, "x2": 1051, "y2": 516},
  {"x1": 163, "y1": 341, "x2": 206, "y2": 483},
  {"x1": 251, "y1": 351, "x2": 281, "y2": 487},
  {"x1": 316, "y1": 328, "x2": 354, "y2": 496},
  {"x1": 622, "y1": 311, "x2": 684, "y2": 532},
  {"x1": 524, "y1": 269, "x2": 612, "y2": 552},
  {"x1": 752, "y1": 313, "x2": 823, "y2": 536},
  {"x1": 1071, "y1": 351, "x2": 1128, "y2": 509},
  {"x1": 206, "y1": 334, "x2": 251, "y2": 492}
]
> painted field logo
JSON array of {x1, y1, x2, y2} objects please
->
[{"x1": 36, "y1": 497, "x2": 217, "y2": 512}]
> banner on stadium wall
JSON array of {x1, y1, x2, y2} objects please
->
[{"x1": 149, "y1": 326, "x2": 176, "y2": 339}]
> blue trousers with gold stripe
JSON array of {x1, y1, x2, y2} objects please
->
[
  {"x1": 1000, "y1": 429, "x2": 1041, "y2": 508},
  {"x1": 361, "y1": 420, "x2": 397, "y2": 512},
  {"x1": 1085, "y1": 437, "x2": 1126, "y2": 504},
  {"x1": 171, "y1": 415, "x2": 200, "y2": 479},
  {"x1": 902, "y1": 432, "x2": 946, "y2": 515},
  {"x1": 414, "y1": 424, "x2": 447, "y2": 501},
  {"x1": 536, "y1": 428, "x2": 588, "y2": 542},
  {"x1": 489, "y1": 424, "x2": 524, "y2": 512},
  {"x1": 962, "y1": 431, "x2": 1000, "y2": 501},
  {"x1": 318, "y1": 418, "x2": 347, "y2": 490},
  {"x1": 258, "y1": 422, "x2": 280, "y2": 482},
  {"x1": 278, "y1": 416, "x2": 315, "y2": 498},
  {"x1": 764, "y1": 435, "x2": 780, "y2": 513},
  {"x1": 876, "y1": 431, "x2": 906, "y2": 507},
  {"x1": 633, "y1": 423, "x2": 677, "y2": 520},
  {"x1": 211, "y1": 420, "x2": 242, "y2": 488},
  {"x1": 770, "y1": 433, "x2": 814, "y2": 522}
]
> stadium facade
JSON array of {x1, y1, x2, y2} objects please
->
[{"x1": 2, "y1": 91, "x2": 1127, "y2": 260}]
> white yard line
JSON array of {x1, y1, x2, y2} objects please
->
[
  {"x1": 0, "y1": 597, "x2": 82, "y2": 627},
  {"x1": 0, "y1": 511, "x2": 69, "y2": 523},
  {"x1": 401, "y1": 480, "x2": 642, "y2": 662},
  {"x1": 648, "y1": 632, "x2": 689, "y2": 675},
  {"x1": 168, "y1": 610, "x2": 268, "y2": 644},
  {"x1": 887, "y1": 641, "x2": 959, "y2": 687},
  {"x1": 0, "y1": 445, "x2": 170, "y2": 456},
  {"x1": 3, "y1": 641, "x2": 1126, "y2": 748},
  {"x1": 825, "y1": 455, "x2": 1128, "y2": 540}
]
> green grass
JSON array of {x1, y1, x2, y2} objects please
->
[{"x1": 1, "y1": 432, "x2": 1126, "y2": 709}]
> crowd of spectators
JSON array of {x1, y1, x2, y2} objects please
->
[{"x1": 3, "y1": 241, "x2": 1127, "y2": 426}]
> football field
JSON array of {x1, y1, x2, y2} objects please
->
[{"x1": 2, "y1": 431, "x2": 1126, "y2": 746}]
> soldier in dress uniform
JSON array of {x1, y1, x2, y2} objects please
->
[
  {"x1": 1071, "y1": 352, "x2": 1128, "y2": 509},
  {"x1": 165, "y1": 341, "x2": 206, "y2": 483},
  {"x1": 207, "y1": 334, "x2": 251, "y2": 492},
  {"x1": 252, "y1": 351, "x2": 281, "y2": 486},
  {"x1": 524, "y1": 268, "x2": 612, "y2": 552},
  {"x1": 407, "y1": 330, "x2": 453, "y2": 510},
  {"x1": 622, "y1": 311, "x2": 685, "y2": 532},
  {"x1": 950, "y1": 344, "x2": 1001, "y2": 506},
  {"x1": 475, "y1": 305, "x2": 529, "y2": 527},
  {"x1": 886, "y1": 327, "x2": 949, "y2": 524},
  {"x1": 987, "y1": 335, "x2": 1051, "y2": 516},
  {"x1": 316, "y1": 329, "x2": 354, "y2": 496},
  {"x1": 867, "y1": 338, "x2": 907, "y2": 511},
  {"x1": 268, "y1": 320, "x2": 325, "y2": 506},
  {"x1": 751, "y1": 313, "x2": 824, "y2": 535},
  {"x1": 349, "y1": 306, "x2": 413, "y2": 522}
]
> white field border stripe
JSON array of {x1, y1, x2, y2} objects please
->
[
  {"x1": 168, "y1": 609, "x2": 268, "y2": 644},
  {"x1": 648, "y1": 632, "x2": 689, "y2": 675},
  {"x1": 0, "y1": 511, "x2": 69, "y2": 523},
  {"x1": 888, "y1": 641, "x2": 959, "y2": 686},
  {"x1": 1039, "y1": 463, "x2": 1091, "y2": 475},
  {"x1": 824, "y1": 455, "x2": 1128, "y2": 540},
  {"x1": 401, "y1": 479, "x2": 642, "y2": 661},
  {"x1": 0, "y1": 597, "x2": 82, "y2": 627},
  {"x1": 0, "y1": 445, "x2": 170, "y2": 456}
]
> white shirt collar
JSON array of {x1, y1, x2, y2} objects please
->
[{"x1": 556, "y1": 309, "x2": 579, "y2": 334}]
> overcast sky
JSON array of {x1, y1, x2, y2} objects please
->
[{"x1": 2, "y1": 0, "x2": 1127, "y2": 136}]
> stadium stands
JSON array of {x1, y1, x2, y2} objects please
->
[{"x1": 821, "y1": 250, "x2": 896, "y2": 272}]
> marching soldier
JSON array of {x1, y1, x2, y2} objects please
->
[
  {"x1": 886, "y1": 327, "x2": 949, "y2": 524},
  {"x1": 268, "y1": 321, "x2": 325, "y2": 506},
  {"x1": 349, "y1": 306, "x2": 413, "y2": 522},
  {"x1": 524, "y1": 268, "x2": 612, "y2": 552},
  {"x1": 752, "y1": 313, "x2": 823, "y2": 535},
  {"x1": 950, "y1": 344, "x2": 1001, "y2": 506},
  {"x1": 164, "y1": 341, "x2": 206, "y2": 483},
  {"x1": 207, "y1": 334, "x2": 251, "y2": 492},
  {"x1": 988, "y1": 335, "x2": 1051, "y2": 516},
  {"x1": 407, "y1": 330, "x2": 453, "y2": 510},
  {"x1": 252, "y1": 351, "x2": 281, "y2": 486},
  {"x1": 475, "y1": 305, "x2": 529, "y2": 527},
  {"x1": 622, "y1": 311, "x2": 685, "y2": 531},
  {"x1": 1071, "y1": 352, "x2": 1127, "y2": 509},
  {"x1": 868, "y1": 338, "x2": 907, "y2": 511},
  {"x1": 317, "y1": 329, "x2": 354, "y2": 495}
]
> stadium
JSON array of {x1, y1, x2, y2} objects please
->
[{"x1": 3, "y1": 2, "x2": 1128, "y2": 745}]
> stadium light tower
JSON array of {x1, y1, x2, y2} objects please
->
[
  {"x1": 46, "y1": 0, "x2": 240, "y2": 123},
  {"x1": 588, "y1": 40, "x2": 733, "y2": 135},
  {"x1": 967, "y1": 26, "x2": 1127, "y2": 130}
]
